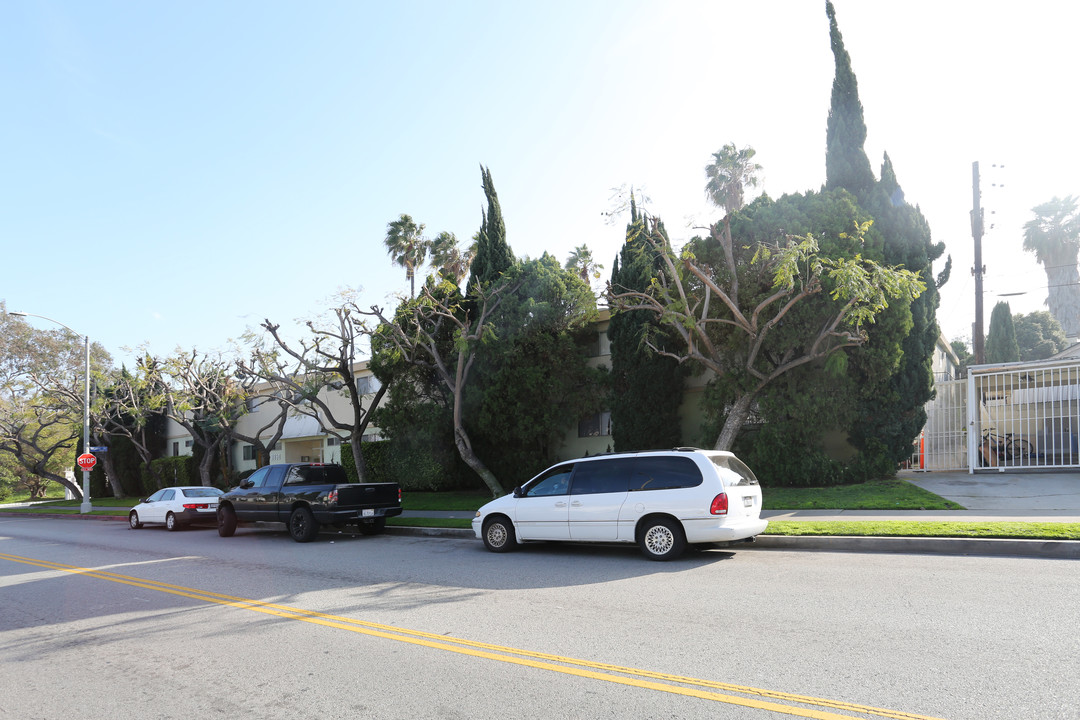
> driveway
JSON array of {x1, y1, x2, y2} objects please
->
[{"x1": 901, "y1": 469, "x2": 1080, "y2": 511}]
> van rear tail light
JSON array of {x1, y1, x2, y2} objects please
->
[
  {"x1": 398, "y1": 488, "x2": 402, "y2": 502},
  {"x1": 710, "y1": 493, "x2": 729, "y2": 516}
]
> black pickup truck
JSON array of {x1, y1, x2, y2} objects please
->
[{"x1": 216, "y1": 463, "x2": 402, "y2": 542}]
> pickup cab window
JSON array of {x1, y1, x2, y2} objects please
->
[
  {"x1": 246, "y1": 467, "x2": 271, "y2": 488},
  {"x1": 285, "y1": 464, "x2": 349, "y2": 486}
]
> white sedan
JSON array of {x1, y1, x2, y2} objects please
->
[{"x1": 128, "y1": 486, "x2": 224, "y2": 531}]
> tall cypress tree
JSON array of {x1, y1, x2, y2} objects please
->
[
  {"x1": 824, "y1": 1, "x2": 949, "y2": 466},
  {"x1": 824, "y1": 0, "x2": 875, "y2": 197},
  {"x1": 466, "y1": 165, "x2": 515, "y2": 297},
  {"x1": 986, "y1": 302, "x2": 1020, "y2": 363},
  {"x1": 608, "y1": 195, "x2": 686, "y2": 451}
]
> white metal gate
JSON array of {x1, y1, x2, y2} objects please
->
[
  {"x1": 914, "y1": 379, "x2": 968, "y2": 470},
  {"x1": 967, "y1": 361, "x2": 1080, "y2": 470},
  {"x1": 913, "y1": 358, "x2": 1080, "y2": 472}
]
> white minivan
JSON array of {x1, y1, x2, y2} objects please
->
[{"x1": 472, "y1": 448, "x2": 767, "y2": 560}]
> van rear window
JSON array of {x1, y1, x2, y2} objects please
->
[
  {"x1": 708, "y1": 455, "x2": 759, "y2": 486},
  {"x1": 626, "y1": 456, "x2": 702, "y2": 491}
]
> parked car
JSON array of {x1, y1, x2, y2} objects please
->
[
  {"x1": 472, "y1": 449, "x2": 768, "y2": 560},
  {"x1": 129, "y1": 486, "x2": 225, "y2": 531},
  {"x1": 216, "y1": 463, "x2": 402, "y2": 542}
]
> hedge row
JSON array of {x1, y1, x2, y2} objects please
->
[{"x1": 341, "y1": 440, "x2": 479, "y2": 492}]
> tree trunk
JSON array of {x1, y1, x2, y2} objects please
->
[
  {"x1": 38, "y1": 467, "x2": 81, "y2": 499},
  {"x1": 349, "y1": 435, "x2": 368, "y2": 482},
  {"x1": 453, "y1": 427, "x2": 502, "y2": 498},
  {"x1": 100, "y1": 450, "x2": 125, "y2": 498},
  {"x1": 198, "y1": 450, "x2": 215, "y2": 487},
  {"x1": 712, "y1": 393, "x2": 756, "y2": 452}
]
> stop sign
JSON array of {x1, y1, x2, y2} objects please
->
[{"x1": 76, "y1": 453, "x2": 97, "y2": 471}]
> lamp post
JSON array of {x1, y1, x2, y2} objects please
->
[{"x1": 10, "y1": 311, "x2": 93, "y2": 513}]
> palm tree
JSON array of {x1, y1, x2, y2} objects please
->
[
  {"x1": 564, "y1": 244, "x2": 603, "y2": 284},
  {"x1": 704, "y1": 144, "x2": 762, "y2": 214},
  {"x1": 1023, "y1": 196, "x2": 1080, "y2": 337},
  {"x1": 384, "y1": 214, "x2": 429, "y2": 298},
  {"x1": 703, "y1": 144, "x2": 762, "y2": 304},
  {"x1": 429, "y1": 231, "x2": 475, "y2": 285}
]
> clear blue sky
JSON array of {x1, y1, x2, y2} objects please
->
[{"x1": 4, "y1": 0, "x2": 1077, "y2": 364}]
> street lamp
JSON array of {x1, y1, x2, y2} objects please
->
[{"x1": 9, "y1": 311, "x2": 93, "y2": 514}]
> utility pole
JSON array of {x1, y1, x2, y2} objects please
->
[{"x1": 971, "y1": 161, "x2": 986, "y2": 364}]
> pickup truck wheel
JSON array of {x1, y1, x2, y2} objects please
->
[
  {"x1": 289, "y1": 507, "x2": 320, "y2": 542},
  {"x1": 482, "y1": 515, "x2": 518, "y2": 553},
  {"x1": 217, "y1": 505, "x2": 237, "y2": 537},
  {"x1": 358, "y1": 517, "x2": 386, "y2": 536}
]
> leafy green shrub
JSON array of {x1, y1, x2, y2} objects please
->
[
  {"x1": 143, "y1": 456, "x2": 196, "y2": 493},
  {"x1": 341, "y1": 439, "x2": 477, "y2": 492}
]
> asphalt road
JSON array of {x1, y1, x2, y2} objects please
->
[{"x1": 3, "y1": 516, "x2": 1079, "y2": 719}]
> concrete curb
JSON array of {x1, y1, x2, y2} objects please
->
[
  {"x1": 4, "y1": 512, "x2": 1077, "y2": 558},
  {"x1": 746, "y1": 535, "x2": 1080, "y2": 559},
  {"x1": 386, "y1": 525, "x2": 1080, "y2": 559},
  {"x1": 0, "y1": 511, "x2": 128, "y2": 522},
  {"x1": 386, "y1": 526, "x2": 475, "y2": 539}
]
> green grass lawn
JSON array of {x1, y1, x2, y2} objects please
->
[
  {"x1": 764, "y1": 521, "x2": 1080, "y2": 540},
  {"x1": 1, "y1": 487, "x2": 69, "y2": 504},
  {"x1": 761, "y1": 477, "x2": 964, "y2": 511}
]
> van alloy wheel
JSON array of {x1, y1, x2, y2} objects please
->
[
  {"x1": 482, "y1": 516, "x2": 518, "y2": 553},
  {"x1": 638, "y1": 518, "x2": 686, "y2": 561}
]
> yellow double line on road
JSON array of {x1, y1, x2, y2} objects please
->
[{"x1": 1, "y1": 552, "x2": 944, "y2": 720}]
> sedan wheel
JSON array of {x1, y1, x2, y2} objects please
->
[
  {"x1": 638, "y1": 517, "x2": 686, "y2": 561},
  {"x1": 128, "y1": 511, "x2": 143, "y2": 529},
  {"x1": 166, "y1": 512, "x2": 180, "y2": 532}
]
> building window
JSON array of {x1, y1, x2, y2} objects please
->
[
  {"x1": 326, "y1": 437, "x2": 339, "y2": 446},
  {"x1": 184, "y1": 440, "x2": 193, "y2": 448},
  {"x1": 172, "y1": 442, "x2": 179, "y2": 456},
  {"x1": 578, "y1": 412, "x2": 612, "y2": 438},
  {"x1": 578, "y1": 333, "x2": 601, "y2": 358},
  {"x1": 243, "y1": 445, "x2": 256, "y2": 461},
  {"x1": 356, "y1": 375, "x2": 382, "y2": 395}
]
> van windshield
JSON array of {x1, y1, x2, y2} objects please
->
[{"x1": 708, "y1": 455, "x2": 759, "y2": 486}]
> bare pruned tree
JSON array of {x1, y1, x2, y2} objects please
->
[
  {"x1": 87, "y1": 361, "x2": 171, "y2": 495},
  {"x1": 239, "y1": 304, "x2": 387, "y2": 481},
  {"x1": 145, "y1": 350, "x2": 247, "y2": 487},
  {"x1": 364, "y1": 278, "x2": 522, "y2": 498},
  {"x1": 609, "y1": 217, "x2": 924, "y2": 451}
]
